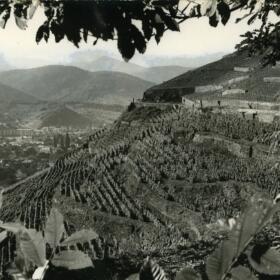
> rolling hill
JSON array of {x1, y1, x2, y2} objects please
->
[
  {"x1": 143, "y1": 52, "x2": 280, "y2": 102},
  {"x1": 0, "y1": 82, "x2": 37, "y2": 104},
  {"x1": 0, "y1": 65, "x2": 154, "y2": 105},
  {"x1": 39, "y1": 106, "x2": 92, "y2": 129}
]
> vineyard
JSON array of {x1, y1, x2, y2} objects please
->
[{"x1": 1, "y1": 105, "x2": 280, "y2": 278}]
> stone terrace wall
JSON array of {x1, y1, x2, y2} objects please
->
[
  {"x1": 264, "y1": 77, "x2": 280, "y2": 83},
  {"x1": 234, "y1": 67, "x2": 253, "y2": 73},
  {"x1": 143, "y1": 87, "x2": 195, "y2": 103},
  {"x1": 193, "y1": 99, "x2": 280, "y2": 110}
]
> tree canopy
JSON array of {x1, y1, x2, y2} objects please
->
[{"x1": 1, "y1": 0, "x2": 280, "y2": 64}]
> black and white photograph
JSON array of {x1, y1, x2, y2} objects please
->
[{"x1": 0, "y1": 0, "x2": 280, "y2": 279}]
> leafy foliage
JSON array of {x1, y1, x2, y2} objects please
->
[
  {"x1": 52, "y1": 250, "x2": 93, "y2": 270},
  {"x1": 60, "y1": 229, "x2": 98, "y2": 247},
  {"x1": 0, "y1": 208, "x2": 98, "y2": 279},
  {"x1": 19, "y1": 229, "x2": 46, "y2": 267},
  {"x1": 1, "y1": 0, "x2": 279, "y2": 62},
  {"x1": 45, "y1": 208, "x2": 64, "y2": 249}
]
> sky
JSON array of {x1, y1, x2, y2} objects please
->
[{"x1": 0, "y1": 6, "x2": 263, "y2": 68}]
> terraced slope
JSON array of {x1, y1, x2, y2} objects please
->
[
  {"x1": 1, "y1": 106, "x2": 280, "y2": 277},
  {"x1": 144, "y1": 52, "x2": 280, "y2": 102}
]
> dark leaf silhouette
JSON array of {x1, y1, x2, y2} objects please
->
[
  {"x1": 0, "y1": 0, "x2": 279, "y2": 62},
  {"x1": 217, "y1": 1, "x2": 231, "y2": 25},
  {"x1": 209, "y1": 12, "x2": 219, "y2": 27}
]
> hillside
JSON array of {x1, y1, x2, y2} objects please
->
[
  {"x1": 1, "y1": 105, "x2": 280, "y2": 278},
  {"x1": 143, "y1": 52, "x2": 280, "y2": 102},
  {"x1": 0, "y1": 82, "x2": 37, "y2": 104},
  {"x1": 39, "y1": 106, "x2": 92, "y2": 129},
  {"x1": 0, "y1": 65, "x2": 154, "y2": 105}
]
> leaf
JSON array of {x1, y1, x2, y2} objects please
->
[
  {"x1": 50, "y1": 21, "x2": 65, "y2": 43},
  {"x1": 206, "y1": 238, "x2": 236, "y2": 280},
  {"x1": 61, "y1": 229, "x2": 98, "y2": 246},
  {"x1": 0, "y1": 222, "x2": 23, "y2": 234},
  {"x1": 52, "y1": 250, "x2": 93, "y2": 270},
  {"x1": 0, "y1": 189, "x2": 3, "y2": 209},
  {"x1": 217, "y1": 1, "x2": 230, "y2": 25},
  {"x1": 154, "y1": 22, "x2": 164, "y2": 44},
  {"x1": 45, "y1": 208, "x2": 65, "y2": 249},
  {"x1": 15, "y1": 16, "x2": 28, "y2": 30},
  {"x1": 156, "y1": 8, "x2": 179, "y2": 31},
  {"x1": 0, "y1": 230, "x2": 7, "y2": 243},
  {"x1": 199, "y1": 0, "x2": 217, "y2": 17},
  {"x1": 117, "y1": 30, "x2": 135, "y2": 61},
  {"x1": 209, "y1": 12, "x2": 219, "y2": 27},
  {"x1": 130, "y1": 24, "x2": 146, "y2": 54},
  {"x1": 126, "y1": 274, "x2": 139, "y2": 280},
  {"x1": 230, "y1": 266, "x2": 257, "y2": 280},
  {"x1": 19, "y1": 229, "x2": 46, "y2": 267},
  {"x1": 230, "y1": 195, "x2": 279, "y2": 256},
  {"x1": 248, "y1": 247, "x2": 280, "y2": 275},
  {"x1": 36, "y1": 24, "x2": 45, "y2": 43},
  {"x1": 0, "y1": 5, "x2": 11, "y2": 29},
  {"x1": 32, "y1": 261, "x2": 49, "y2": 280},
  {"x1": 206, "y1": 195, "x2": 278, "y2": 280},
  {"x1": 83, "y1": 28, "x2": 88, "y2": 42},
  {"x1": 29, "y1": 0, "x2": 40, "y2": 19},
  {"x1": 139, "y1": 257, "x2": 168, "y2": 280},
  {"x1": 142, "y1": 15, "x2": 153, "y2": 40},
  {"x1": 175, "y1": 267, "x2": 201, "y2": 280},
  {"x1": 247, "y1": 13, "x2": 258, "y2": 25}
]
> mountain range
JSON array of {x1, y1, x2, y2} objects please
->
[
  {"x1": 68, "y1": 55, "x2": 190, "y2": 84},
  {"x1": 0, "y1": 53, "x2": 230, "y2": 107},
  {"x1": 0, "y1": 65, "x2": 154, "y2": 105}
]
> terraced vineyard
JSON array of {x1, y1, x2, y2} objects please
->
[{"x1": 1, "y1": 106, "x2": 280, "y2": 278}]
